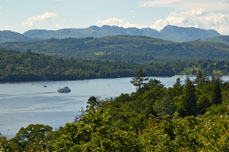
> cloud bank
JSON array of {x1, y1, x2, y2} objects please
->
[
  {"x1": 22, "y1": 12, "x2": 57, "y2": 27},
  {"x1": 96, "y1": 18, "x2": 145, "y2": 29},
  {"x1": 97, "y1": 9, "x2": 229, "y2": 35},
  {"x1": 139, "y1": 0, "x2": 229, "y2": 12},
  {"x1": 151, "y1": 9, "x2": 229, "y2": 34},
  {"x1": 96, "y1": 0, "x2": 229, "y2": 35}
]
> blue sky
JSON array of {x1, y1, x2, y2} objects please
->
[{"x1": 1, "y1": 0, "x2": 229, "y2": 34}]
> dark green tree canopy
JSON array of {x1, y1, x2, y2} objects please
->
[
  {"x1": 182, "y1": 77, "x2": 197, "y2": 116},
  {"x1": 211, "y1": 78, "x2": 222, "y2": 105}
]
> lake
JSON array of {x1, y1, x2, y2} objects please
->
[{"x1": 0, "y1": 75, "x2": 228, "y2": 138}]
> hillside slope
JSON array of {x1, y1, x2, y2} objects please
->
[
  {"x1": 0, "y1": 30, "x2": 31, "y2": 43},
  {"x1": 0, "y1": 35, "x2": 229, "y2": 63},
  {"x1": 203, "y1": 36, "x2": 229, "y2": 44}
]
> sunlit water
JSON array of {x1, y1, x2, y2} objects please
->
[{"x1": 0, "y1": 75, "x2": 228, "y2": 138}]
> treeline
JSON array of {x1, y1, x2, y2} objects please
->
[
  {"x1": 1, "y1": 49, "x2": 229, "y2": 82},
  {"x1": 0, "y1": 73, "x2": 229, "y2": 151},
  {"x1": 102, "y1": 71, "x2": 228, "y2": 130}
]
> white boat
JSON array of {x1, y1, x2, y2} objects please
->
[{"x1": 57, "y1": 86, "x2": 71, "y2": 93}]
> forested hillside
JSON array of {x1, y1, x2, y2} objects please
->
[
  {"x1": 0, "y1": 35, "x2": 229, "y2": 63},
  {"x1": 203, "y1": 35, "x2": 229, "y2": 44},
  {"x1": 1, "y1": 49, "x2": 229, "y2": 82},
  {"x1": 0, "y1": 49, "x2": 135, "y2": 82},
  {"x1": 1, "y1": 74, "x2": 228, "y2": 151}
]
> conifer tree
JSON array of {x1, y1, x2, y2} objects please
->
[
  {"x1": 131, "y1": 69, "x2": 148, "y2": 90},
  {"x1": 211, "y1": 78, "x2": 222, "y2": 105},
  {"x1": 194, "y1": 70, "x2": 206, "y2": 86},
  {"x1": 153, "y1": 95, "x2": 175, "y2": 118},
  {"x1": 182, "y1": 78, "x2": 197, "y2": 116}
]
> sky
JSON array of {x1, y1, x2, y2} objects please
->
[{"x1": 1, "y1": 0, "x2": 229, "y2": 34}]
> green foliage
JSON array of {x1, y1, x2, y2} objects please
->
[
  {"x1": 52, "y1": 106, "x2": 141, "y2": 152},
  {"x1": 0, "y1": 133, "x2": 10, "y2": 152},
  {"x1": 141, "y1": 113, "x2": 229, "y2": 152},
  {"x1": 211, "y1": 78, "x2": 223, "y2": 105},
  {"x1": 194, "y1": 70, "x2": 205, "y2": 85},
  {"x1": 182, "y1": 78, "x2": 197, "y2": 116},
  {"x1": 153, "y1": 95, "x2": 175, "y2": 118},
  {"x1": 197, "y1": 95, "x2": 211, "y2": 114},
  {"x1": 9, "y1": 124, "x2": 52, "y2": 151}
]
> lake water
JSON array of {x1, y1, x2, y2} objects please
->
[{"x1": 0, "y1": 75, "x2": 228, "y2": 138}]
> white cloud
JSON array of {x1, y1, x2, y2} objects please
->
[
  {"x1": 22, "y1": 12, "x2": 57, "y2": 27},
  {"x1": 151, "y1": 9, "x2": 229, "y2": 34},
  {"x1": 96, "y1": 18, "x2": 146, "y2": 28},
  {"x1": 138, "y1": 0, "x2": 229, "y2": 34},
  {"x1": 140, "y1": 0, "x2": 180, "y2": 7},
  {"x1": 140, "y1": 0, "x2": 229, "y2": 12},
  {"x1": 55, "y1": 24, "x2": 63, "y2": 29},
  {"x1": 96, "y1": 8, "x2": 229, "y2": 35}
]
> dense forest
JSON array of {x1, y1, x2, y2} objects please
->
[
  {"x1": 0, "y1": 49, "x2": 135, "y2": 82},
  {"x1": 1, "y1": 35, "x2": 229, "y2": 63},
  {"x1": 1, "y1": 49, "x2": 229, "y2": 82},
  {"x1": 0, "y1": 72, "x2": 228, "y2": 151}
]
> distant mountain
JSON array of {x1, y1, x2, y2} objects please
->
[
  {"x1": 23, "y1": 25, "x2": 220, "y2": 42},
  {"x1": 23, "y1": 25, "x2": 160, "y2": 40},
  {"x1": 0, "y1": 30, "x2": 31, "y2": 43},
  {"x1": 0, "y1": 35, "x2": 228, "y2": 63},
  {"x1": 159, "y1": 25, "x2": 220, "y2": 42},
  {"x1": 203, "y1": 36, "x2": 229, "y2": 44}
]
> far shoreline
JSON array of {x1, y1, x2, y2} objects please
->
[{"x1": 0, "y1": 74, "x2": 228, "y2": 84}]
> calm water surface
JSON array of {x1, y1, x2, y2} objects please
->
[{"x1": 0, "y1": 75, "x2": 228, "y2": 138}]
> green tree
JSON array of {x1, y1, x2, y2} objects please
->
[
  {"x1": 182, "y1": 78, "x2": 197, "y2": 116},
  {"x1": 153, "y1": 95, "x2": 175, "y2": 118},
  {"x1": 194, "y1": 70, "x2": 206, "y2": 86},
  {"x1": 87, "y1": 96, "x2": 101, "y2": 109},
  {"x1": 53, "y1": 106, "x2": 141, "y2": 152},
  {"x1": 130, "y1": 69, "x2": 148, "y2": 90},
  {"x1": 211, "y1": 78, "x2": 222, "y2": 105},
  {"x1": 197, "y1": 95, "x2": 211, "y2": 114},
  {"x1": 0, "y1": 133, "x2": 10, "y2": 152},
  {"x1": 10, "y1": 124, "x2": 52, "y2": 151}
]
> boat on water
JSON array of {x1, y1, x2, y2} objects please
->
[{"x1": 57, "y1": 86, "x2": 71, "y2": 93}]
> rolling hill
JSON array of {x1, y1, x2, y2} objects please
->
[
  {"x1": 203, "y1": 36, "x2": 229, "y2": 44},
  {"x1": 0, "y1": 30, "x2": 31, "y2": 43},
  {"x1": 0, "y1": 35, "x2": 229, "y2": 63}
]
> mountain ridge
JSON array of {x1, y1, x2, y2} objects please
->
[{"x1": 22, "y1": 25, "x2": 220, "y2": 42}]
